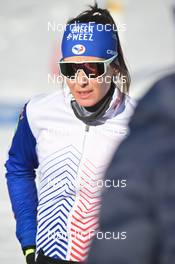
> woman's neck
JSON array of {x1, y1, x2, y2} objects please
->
[{"x1": 84, "y1": 83, "x2": 115, "y2": 113}]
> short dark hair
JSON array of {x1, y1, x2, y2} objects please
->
[{"x1": 67, "y1": 3, "x2": 131, "y2": 93}]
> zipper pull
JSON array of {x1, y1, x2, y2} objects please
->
[{"x1": 85, "y1": 125, "x2": 89, "y2": 132}]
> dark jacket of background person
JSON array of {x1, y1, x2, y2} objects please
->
[{"x1": 87, "y1": 74, "x2": 175, "y2": 264}]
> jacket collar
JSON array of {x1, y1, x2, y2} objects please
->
[{"x1": 63, "y1": 83, "x2": 124, "y2": 124}]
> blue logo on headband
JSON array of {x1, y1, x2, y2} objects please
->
[{"x1": 61, "y1": 22, "x2": 118, "y2": 59}]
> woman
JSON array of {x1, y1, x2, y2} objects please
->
[{"x1": 5, "y1": 3, "x2": 135, "y2": 264}]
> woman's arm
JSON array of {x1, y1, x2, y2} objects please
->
[{"x1": 5, "y1": 104, "x2": 39, "y2": 250}]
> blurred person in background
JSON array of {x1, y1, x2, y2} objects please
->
[
  {"x1": 87, "y1": 73, "x2": 175, "y2": 264},
  {"x1": 5, "y1": 3, "x2": 135, "y2": 264}
]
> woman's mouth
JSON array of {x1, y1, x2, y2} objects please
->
[{"x1": 76, "y1": 90, "x2": 93, "y2": 99}]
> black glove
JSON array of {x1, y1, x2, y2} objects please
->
[
  {"x1": 23, "y1": 247, "x2": 36, "y2": 264},
  {"x1": 26, "y1": 252, "x2": 36, "y2": 264}
]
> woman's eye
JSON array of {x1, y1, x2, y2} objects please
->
[{"x1": 85, "y1": 64, "x2": 97, "y2": 72}]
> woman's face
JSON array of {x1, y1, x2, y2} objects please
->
[{"x1": 64, "y1": 56, "x2": 116, "y2": 107}]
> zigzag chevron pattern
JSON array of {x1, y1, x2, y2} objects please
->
[
  {"x1": 36, "y1": 145, "x2": 81, "y2": 259},
  {"x1": 69, "y1": 159, "x2": 106, "y2": 262}
]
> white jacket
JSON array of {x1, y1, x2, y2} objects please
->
[{"x1": 6, "y1": 84, "x2": 135, "y2": 261}]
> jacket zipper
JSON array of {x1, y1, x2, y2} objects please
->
[
  {"x1": 82, "y1": 124, "x2": 89, "y2": 150},
  {"x1": 76, "y1": 124, "x2": 90, "y2": 182},
  {"x1": 66, "y1": 124, "x2": 90, "y2": 259}
]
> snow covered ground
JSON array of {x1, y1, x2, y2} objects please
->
[{"x1": 0, "y1": 0, "x2": 174, "y2": 263}]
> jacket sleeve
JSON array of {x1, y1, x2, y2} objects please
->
[{"x1": 5, "y1": 104, "x2": 39, "y2": 248}]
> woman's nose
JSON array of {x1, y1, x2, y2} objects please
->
[{"x1": 76, "y1": 70, "x2": 89, "y2": 87}]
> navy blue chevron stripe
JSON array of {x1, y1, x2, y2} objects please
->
[
  {"x1": 37, "y1": 221, "x2": 67, "y2": 244},
  {"x1": 37, "y1": 201, "x2": 74, "y2": 248},
  {"x1": 39, "y1": 185, "x2": 76, "y2": 209},
  {"x1": 39, "y1": 184, "x2": 69, "y2": 205},
  {"x1": 37, "y1": 225, "x2": 68, "y2": 257},
  {"x1": 37, "y1": 200, "x2": 69, "y2": 219},
  {"x1": 40, "y1": 169, "x2": 77, "y2": 196},
  {"x1": 37, "y1": 223, "x2": 67, "y2": 245},
  {"x1": 41, "y1": 155, "x2": 79, "y2": 176},
  {"x1": 36, "y1": 145, "x2": 81, "y2": 259},
  {"x1": 40, "y1": 171, "x2": 76, "y2": 196},
  {"x1": 37, "y1": 216, "x2": 69, "y2": 249},
  {"x1": 38, "y1": 238, "x2": 67, "y2": 259},
  {"x1": 39, "y1": 214, "x2": 67, "y2": 230},
  {"x1": 46, "y1": 239, "x2": 68, "y2": 252},
  {"x1": 42, "y1": 158, "x2": 78, "y2": 181},
  {"x1": 37, "y1": 204, "x2": 73, "y2": 234},
  {"x1": 39, "y1": 181, "x2": 75, "y2": 206},
  {"x1": 40, "y1": 145, "x2": 81, "y2": 170},
  {"x1": 44, "y1": 241, "x2": 67, "y2": 259},
  {"x1": 38, "y1": 207, "x2": 69, "y2": 228},
  {"x1": 38, "y1": 197, "x2": 73, "y2": 223},
  {"x1": 41, "y1": 162, "x2": 78, "y2": 184},
  {"x1": 38, "y1": 201, "x2": 73, "y2": 220}
]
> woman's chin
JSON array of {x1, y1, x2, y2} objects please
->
[{"x1": 75, "y1": 98, "x2": 98, "y2": 107}]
